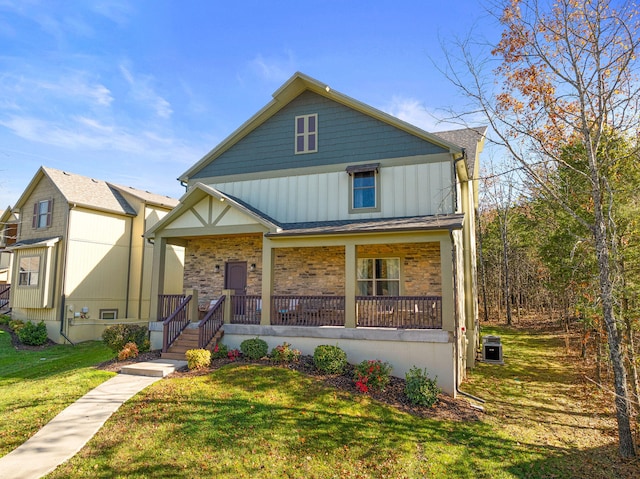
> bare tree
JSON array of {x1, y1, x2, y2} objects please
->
[{"x1": 442, "y1": 0, "x2": 639, "y2": 457}]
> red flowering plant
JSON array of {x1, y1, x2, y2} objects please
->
[
  {"x1": 354, "y1": 360, "x2": 392, "y2": 393},
  {"x1": 227, "y1": 348, "x2": 241, "y2": 361}
]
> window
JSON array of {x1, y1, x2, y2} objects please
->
[
  {"x1": 18, "y1": 256, "x2": 40, "y2": 286},
  {"x1": 295, "y1": 114, "x2": 318, "y2": 154},
  {"x1": 347, "y1": 163, "x2": 380, "y2": 212},
  {"x1": 32, "y1": 199, "x2": 53, "y2": 229},
  {"x1": 100, "y1": 309, "x2": 118, "y2": 320},
  {"x1": 357, "y1": 258, "x2": 400, "y2": 296}
]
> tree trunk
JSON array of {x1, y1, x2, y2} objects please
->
[
  {"x1": 501, "y1": 215, "x2": 512, "y2": 325},
  {"x1": 477, "y1": 211, "x2": 490, "y2": 323},
  {"x1": 591, "y1": 193, "x2": 636, "y2": 457}
]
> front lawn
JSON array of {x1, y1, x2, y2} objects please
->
[{"x1": 0, "y1": 327, "x2": 114, "y2": 456}]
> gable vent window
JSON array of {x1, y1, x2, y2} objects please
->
[
  {"x1": 32, "y1": 199, "x2": 53, "y2": 229},
  {"x1": 295, "y1": 114, "x2": 318, "y2": 154}
]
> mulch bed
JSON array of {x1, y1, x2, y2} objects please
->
[{"x1": 98, "y1": 352, "x2": 482, "y2": 422}]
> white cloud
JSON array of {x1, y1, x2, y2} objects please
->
[
  {"x1": 248, "y1": 52, "x2": 296, "y2": 83},
  {"x1": 119, "y1": 64, "x2": 173, "y2": 119},
  {"x1": 383, "y1": 96, "x2": 441, "y2": 132}
]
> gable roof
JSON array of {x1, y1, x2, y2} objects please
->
[
  {"x1": 179, "y1": 72, "x2": 465, "y2": 182},
  {"x1": 13, "y1": 167, "x2": 178, "y2": 217},
  {"x1": 434, "y1": 127, "x2": 487, "y2": 178}
]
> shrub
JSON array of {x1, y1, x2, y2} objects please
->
[
  {"x1": 404, "y1": 366, "x2": 440, "y2": 407},
  {"x1": 186, "y1": 349, "x2": 211, "y2": 370},
  {"x1": 117, "y1": 342, "x2": 139, "y2": 361},
  {"x1": 354, "y1": 360, "x2": 392, "y2": 393},
  {"x1": 0, "y1": 315, "x2": 11, "y2": 326},
  {"x1": 17, "y1": 321, "x2": 48, "y2": 346},
  {"x1": 227, "y1": 349, "x2": 241, "y2": 361},
  {"x1": 102, "y1": 324, "x2": 149, "y2": 353},
  {"x1": 313, "y1": 345, "x2": 347, "y2": 374},
  {"x1": 9, "y1": 319, "x2": 25, "y2": 332},
  {"x1": 211, "y1": 342, "x2": 228, "y2": 359},
  {"x1": 240, "y1": 337, "x2": 268, "y2": 360},
  {"x1": 270, "y1": 342, "x2": 301, "y2": 363}
]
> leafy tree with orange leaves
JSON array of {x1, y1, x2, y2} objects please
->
[{"x1": 444, "y1": 0, "x2": 640, "y2": 457}]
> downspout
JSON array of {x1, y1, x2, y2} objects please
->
[
  {"x1": 124, "y1": 214, "x2": 134, "y2": 318},
  {"x1": 450, "y1": 228, "x2": 484, "y2": 404},
  {"x1": 59, "y1": 204, "x2": 75, "y2": 345},
  {"x1": 179, "y1": 180, "x2": 188, "y2": 192},
  {"x1": 138, "y1": 212, "x2": 147, "y2": 320}
]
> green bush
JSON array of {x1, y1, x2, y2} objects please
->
[
  {"x1": 0, "y1": 315, "x2": 11, "y2": 326},
  {"x1": 101, "y1": 324, "x2": 149, "y2": 353},
  {"x1": 404, "y1": 366, "x2": 440, "y2": 407},
  {"x1": 313, "y1": 345, "x2": 347, "y2": 374},
  {"x1": 354, "y1": 359, "x2": 392, "y2": 393},
  {"x1": 17, "y1": 321, "x2": 48, "y2": 346},
  {"x1": 270, "y1": 342, "x2": 301, "y2": 363},
  {"x1": 9, "y1": 319, "x2": 25, "y2": 332},
  {"x1": 240, "y1": 337, "x2": 268, "y2": 360},
  {"x1": 186, "y1": 349, "x2": 211, "y2": 370},
  {"x1": 211, "y1": 342, "x2": 228, "y2": 359}
]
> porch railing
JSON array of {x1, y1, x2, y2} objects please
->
[
  {"x1": 158, "y1": 294, "x2": 187, "y2": 321},
  {"x1": 356, "y1": 296, "x2": 442, "y2": 329},
  {"x1": 230, "y1": 295, "x2": 262, "y2": 324},
  {"x1": 162, "y1": 295, "x2": 192, "y2": 353},
  {"x1": 271, "y1": 295, "x2": 345, "y2": 326},
  {"x1": 0, "y1": 285, "x2": 9, "y2": 310},
  {"x1": 198, "y1": 295, "x2": 225, "y2": 348}
]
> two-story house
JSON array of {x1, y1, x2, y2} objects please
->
[
  {"x1": 7, "y1": 167, "x2": 184, "y2": 343},
  {"x1": 146, "y1": 73, "x2": 485, "y2": 396}
]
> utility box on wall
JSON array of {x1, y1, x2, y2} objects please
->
[{"x1": 482, "y1": 335, "x2": 503, "y2": 364}]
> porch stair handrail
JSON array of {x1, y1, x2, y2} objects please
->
[
  {"x1": 0, "y1": 285, "x2": 9, "y2": 313},
  {"x1": 198, "y1": 295, "x2": 225, "y2": 349},
  {"x1": 162, "y1": 294, "x2": 192, "y2": 353}
]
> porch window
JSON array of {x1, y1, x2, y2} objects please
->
[
  {"x1": 357, "y1": 258, "x2": 400, "y2": 296},
  {"x1": 295, "y1": 114, "x2": 318, "y2": 154},
  {"x1": 18, "y1": 256, "x2": 40, "y2": 286}
]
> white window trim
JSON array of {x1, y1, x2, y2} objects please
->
[
  {"x1": 347, "y1": 164, "x2": 381, "y2": 213},
  {"x1": 295, "y1": 114, "x2": 318, "y2": 154},
  {"x1": 99, "y1": 309, "x2": 118, "y2": 320},
  {"x1": 18, "y1": 255, "x2": 41, "y2": 287}
]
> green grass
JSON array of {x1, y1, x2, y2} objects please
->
[{"x1": 0, "y1": 328, "x2": 114, "y2": 456}]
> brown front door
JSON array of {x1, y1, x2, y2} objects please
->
[{"x1": 225, "y1": 262, "x2": 247, "y2": 315}]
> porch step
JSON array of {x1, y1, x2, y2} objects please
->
[{"x1": 160, "y1": 328, "x2": 224, "y2": 361}]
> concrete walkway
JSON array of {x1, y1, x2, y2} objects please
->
[{"x1": 0, "y1": 359, "x2": 186, "y2": 479}]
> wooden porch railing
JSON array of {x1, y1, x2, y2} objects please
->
[
  {"x1": 230, "y1": 295, "x2": 262, "y2": 324},
  {"x1": 0, "y1": 285, "x2": 9, "y2": 310},
  {"x1": 271, "y1": 295, "x2": 345, "y2": 326},
  {"x1": 198, "y1": 295, "x2": 225, "y2": 348},
  {"x1": 356, "y1": 296, "x2": 442, "y2": 329},
  {"x1": 162, "y1": 295, "x2": 192, "y2": 353},
  {"x1": 158, "y1": 294, "x2": 187, "y2": 321}
]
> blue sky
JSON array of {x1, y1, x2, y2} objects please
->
[{"x1": 0, "y1": 0, "x2": 501, "y2": 208}]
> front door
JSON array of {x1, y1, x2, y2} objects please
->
[{"x1": 225, "y1": 262, "x2": 247, "y2": 315}]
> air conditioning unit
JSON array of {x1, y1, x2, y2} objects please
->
[{"x1": 482, "y1": 335, "x2": 503, "y2": 364}]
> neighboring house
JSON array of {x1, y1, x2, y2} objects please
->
[
  {"x1": 0, "y1": 207, "x2": 18, "y2": 285},
  {"x1": 7, "y1": 167, "x2": 184, "y2": 343},
  {"x1": 146, "y1": 72, "x2": 485, "y2": 396}
]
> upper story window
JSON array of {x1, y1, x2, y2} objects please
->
[
  {"x1": 32, "y1": 199, "x2": 53, "y2": 229},
  {"x1": 18, "y1": 256, "x2": 40, "y2": 286},
  {"x1": 295, "y1": 114, "x2": 318, "y2": 154},
  {"x1": 347, "y1": 163, "x2": 380, "y2": 213}
]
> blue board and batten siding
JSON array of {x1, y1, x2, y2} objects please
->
[{"x1": 191, "y1": 91, "x2": 449, "y2": 179}]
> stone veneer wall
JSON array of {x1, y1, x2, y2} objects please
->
[
  {"x1": 183, "y1": 234, "x2": 263, "y2": 304},
  {"x1": 357, "y1": 242, "x2": 441, "y2": 295},
  {"x1": 273, "y1": 246, "x2": 345, "y2": 295}
]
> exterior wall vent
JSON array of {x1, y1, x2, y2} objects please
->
[{"x1": 482, "y1": 335, "x2": 503, "y2": 364}]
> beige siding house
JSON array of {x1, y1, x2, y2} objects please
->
[
  {"x1": 7, "y1": 167, "x2": 184, "y2": 343},
  {"x1": 146, "y1": 73, "x2": 485, "y2": 396}
]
